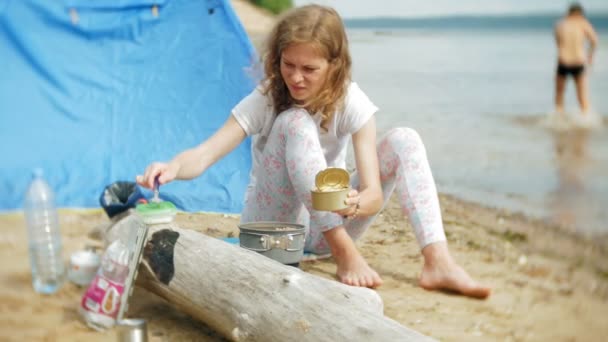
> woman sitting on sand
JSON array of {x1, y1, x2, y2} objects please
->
[{"x1": 136, "y1": 4, "x2": 490, "y2": 299}]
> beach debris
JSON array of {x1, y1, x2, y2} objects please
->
[
  {"x1": 502, "y1": 230, "x2": 527, "y2": 243},
  {"x1": 518, "y1": 255, "x2": 528, "y2": 266}
]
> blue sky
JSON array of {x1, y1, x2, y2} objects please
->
[{"x1": 294, "y1": 0, "x2": 608, "y2": 18}]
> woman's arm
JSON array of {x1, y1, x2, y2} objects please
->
[
  {"x1": 137, "y1": 114, "x2": 247, "y2": 189},
  {"x1": 350, "y1": 116, "x2": 383, "y2": 217}
]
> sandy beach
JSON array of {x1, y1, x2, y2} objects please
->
[
  {"x1": 1, "y1": 193, "x2": 607, "y2": 341},
  {"x1": 1, "y1": 2, "x2": 607, "y2": 341}
]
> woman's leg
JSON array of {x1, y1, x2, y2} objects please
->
[
  {"x1": 314, "y1": 127, "x2": 490, "y2": 297},
  {"x1": 375, "y1": 127, "x2": 490, "y2": 298},
  {"x1": 305, "y1": 127, "x2": 445, "y2": 288},
  {"x1": 240, "y1": 108, "x2": 381, "y2": 288},
  {"x1": 377, "y1": 127, "x2": 447, "y2": 247},
  {"x1": 307, "y1": 127, "x2": 446, "y2": 253},
  {"x1": 241, "y1": 108, "x2": 342, "y2": 241}
]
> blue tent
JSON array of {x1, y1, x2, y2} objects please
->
[{"x1": 0, "y1": 0, "x2": 257, "y2": 213}]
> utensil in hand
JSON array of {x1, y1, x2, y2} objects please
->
[{"x1": 152, "y1": 176, "x2": 160, "y2": 203}]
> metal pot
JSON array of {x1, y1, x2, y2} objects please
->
[
  {"x1": 116, "y1": 319, "x2": 148, "y2": 342},
  {"x1": 238, "y1": 222, "x2": 306, "y2": 266}
]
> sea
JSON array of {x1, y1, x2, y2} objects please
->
[{"x1": 343, "y1": 14, "x2": 608, "y2": 236}]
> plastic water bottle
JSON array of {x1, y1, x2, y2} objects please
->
[
  {"x1": 80, "y1": 240, "x2": 130, "y2": 331},
  {"x1": 23, "y1": 168, "x2": 65, "y2": 294}
]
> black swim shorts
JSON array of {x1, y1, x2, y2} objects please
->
[{"x1": 557, "y1": 63, "x2": 585, "y2": 78}]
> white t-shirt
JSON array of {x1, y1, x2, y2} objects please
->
[{"x1": 232, "y1": 82, "x2": 378, "y2": 191}]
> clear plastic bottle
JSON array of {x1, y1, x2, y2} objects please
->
[
  {"x1": 80, "y1": 239, "x2": 130, "y2": 331},
  {"x1": 23, "y1": 168, "x2": 65, "y2": 294}
]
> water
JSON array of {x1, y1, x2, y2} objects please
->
[
  {"x1": 345, "y1": 15, "x2": 608, "y2": 236},
  {"x1": 29, "y1": 244, "x2": 64, "y2": 293}
]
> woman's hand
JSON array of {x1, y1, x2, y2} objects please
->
[
  {"x1": 334, "y1": 189, "x2": 361, "y2": 219},
  {"x1": 134, "y1": 115, "x2": 248, "y2": 190},
  {"x1": 136, "y1": 162, "x2": 178, "y2": 189}
]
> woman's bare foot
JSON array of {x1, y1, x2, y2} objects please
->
[
  {"x1": 335, "y1": 248, "x2": 383, "y2": 288},
  {"x1": 323, "y1": 226, "x2": 383, "y2": 288},
  {"x1": 419, "y1": 242, "x2": 491, "y2": 299}
]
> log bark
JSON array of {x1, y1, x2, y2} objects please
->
[{"x1": 104, "y1": 213, "x2": 434, "y2": 341}]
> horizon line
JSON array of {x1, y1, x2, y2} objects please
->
[{"x1": 342, "y1": 12, "x2": 608, "y2": 21}]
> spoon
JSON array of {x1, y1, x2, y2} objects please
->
[{"x1": 152, "y1": 176, "x2": 161, "y2": 203}]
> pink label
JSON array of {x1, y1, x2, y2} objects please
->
[{"x1": 80, "y1": 273, "x2": 126, "y2": 319}]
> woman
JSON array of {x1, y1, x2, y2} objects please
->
[{"x1": 137, "y1": 4, "x2": 491, "y2": 299}]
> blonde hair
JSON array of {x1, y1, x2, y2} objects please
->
[{"x1": 261, "y1": 4, "x2": 351, "y2": 130}]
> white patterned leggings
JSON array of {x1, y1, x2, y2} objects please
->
[{"x1": 241, "y1": 109, "x2": 446, "y2": 254}]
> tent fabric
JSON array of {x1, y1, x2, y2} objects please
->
[{"x1": 0, "y1": 0, "x2": 258, "y2": 213}]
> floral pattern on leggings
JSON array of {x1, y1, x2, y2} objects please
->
[
  {"x1": 240, "y1": 109, "x2": 446, "y2": 254},
  {"x1": 241, "y1": 109, "x2": 344, "y2": 253}
]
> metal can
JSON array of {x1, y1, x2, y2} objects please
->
[
  {"x1": 315, "y1": 167, "x2": 350, "y2": 191},
  {"x1": 311, "y1": 168, "x2": 351, "y2": 211},
  {"x1": 116, "y1": 319, "x2": 148, "y2": 342},
  {"x1": 68, "y1": 249, "x2": 101, "y2": 286}
]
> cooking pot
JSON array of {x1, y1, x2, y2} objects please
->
[{"x1": 238, "y1": 221, "x2": 306, "y2": 266}]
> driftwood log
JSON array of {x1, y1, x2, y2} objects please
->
[{"x1": 103, "y1": 213, "x2": 434, "y2": 341}]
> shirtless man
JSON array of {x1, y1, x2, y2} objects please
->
[{"x1": 554, "y1": 3, "x2": 598, "y2": 116}]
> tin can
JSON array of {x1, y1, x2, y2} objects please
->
[
  {"x1": 315, "y1": 167, "x2": 350, "y2": 191},
  {"x1": 311, "y1": 187, "x2": 350, "y2": 211},
  {"x1": 116, "y1": 319, "x2": 148, "y2": 342},
  {"x1": 311, "y1": 168, "x2": 351, "y2": 211},
  {"x1": 68, "y1": 250, "x2": 101, "y2": 286}
]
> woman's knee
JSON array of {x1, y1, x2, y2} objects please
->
[
  {"x1": 274, "y1": 108, "x2": 316, "y2": 132},
  {"x1": 384, "y1": 127, "x2": 425, "y2": 152}
]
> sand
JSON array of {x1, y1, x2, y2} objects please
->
[
  {"x1": 2, "y1": 2, "x2": 607, "y2": 341},
  {"x1": 1, "y1": 192, "x2": 607, "y2": 341}
]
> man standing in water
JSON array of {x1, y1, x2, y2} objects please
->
[{"x1": 554, "y1": 3, "x2": 598, "y2": 117}]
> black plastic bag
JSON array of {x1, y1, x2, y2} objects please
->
[{"x1": 99, "y1": 181, "x2": 145, "y2": 219}]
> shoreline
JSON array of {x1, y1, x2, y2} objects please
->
[{"x1": 437, "y1": 193, "x2": 608, "y2": 290}]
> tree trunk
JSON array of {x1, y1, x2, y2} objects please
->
[{"x1": 104, "y1": 213, "x2": 434, "y2": 341}]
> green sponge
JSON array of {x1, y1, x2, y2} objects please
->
[{"x1": 136, "y1": 201, "x2": 177, "y2": 224}]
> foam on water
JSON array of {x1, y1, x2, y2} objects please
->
[{"x1": 542, "y1": 111, "x2": 604, "y2": 132}]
